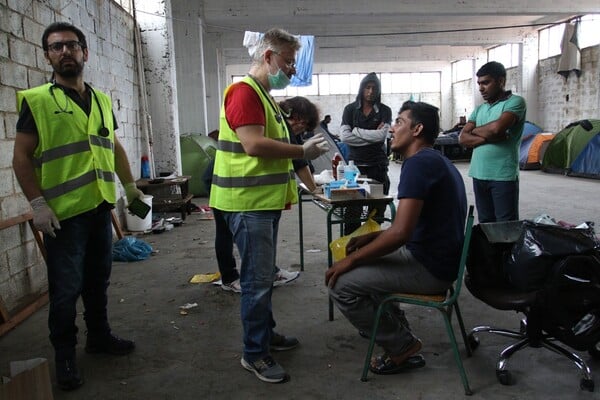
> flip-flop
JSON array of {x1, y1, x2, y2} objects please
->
[{"x1": 369, "y1": 353, "x2": 426, "y2": 375}]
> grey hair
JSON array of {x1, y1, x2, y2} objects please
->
[{"x1": 251, "y1": 28, "x2": 301, "y2": 64}]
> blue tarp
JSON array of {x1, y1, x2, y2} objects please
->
[{"x1": 290, "y1": 35, "x2": 314, "y2": 87}]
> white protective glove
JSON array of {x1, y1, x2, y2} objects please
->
[
  {"x1": 302, "y1": 133, "x2": 330, "y2": 160},
  {"x1": 30, "y1": 196, "x2": 61, "y2": 238},
  {"x1": 124, "y1": 182, "x2": 144, "y2": 205}
]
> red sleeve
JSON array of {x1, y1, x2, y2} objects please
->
[{"x1": 224, "y1": 82, "x2": 266, "y2": 130}]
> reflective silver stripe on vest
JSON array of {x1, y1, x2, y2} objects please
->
[
  {"x1": 42, "y1": 169, "x2": 115, "y2": 201},
  {"x1": 33, "y1": 136, "x2": 113, "y2": 167},
  {"x1": 213, "y1": 170, "x2": 295, "y2": 188},
  {"x1": 218, "y1": 137, "x2": 291, "y2": 153},
  {"x1": 34, "y1": 141, "x2": 90, "y2": 167},
  {"x1": 90, "y1": 135, "x2": 114, "y2": 151},
  {"x1": 218, "y1": 140, "x2": 245, "y2": 153}
]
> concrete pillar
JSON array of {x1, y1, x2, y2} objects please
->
[
  {"x1": 135, "y1": 0, "x2": 181, "y2": 175},
  {"x1": 521, "y1": 32, "x2": 539, "y2": 124}
]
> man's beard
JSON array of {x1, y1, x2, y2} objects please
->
[{"x1": 54, "y1": 59, "x2": 84, "y2": 78}]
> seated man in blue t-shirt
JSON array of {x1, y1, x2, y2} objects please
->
[{"x1": 326, "y1": 101, "x2": 467, "y2": 375}]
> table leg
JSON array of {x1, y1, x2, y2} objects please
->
[
  {"x1": 298, "y1": 190, "x2": 305, "y2": 271},
  {"x1": 327, "y1": 207, "x2": 335, "y2": 321}
]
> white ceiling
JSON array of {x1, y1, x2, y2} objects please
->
[{"x1": 197, "y1": 0, "x2": 600, "y2": 65}]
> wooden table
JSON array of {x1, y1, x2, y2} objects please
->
[{"x1": 135, "y1": 176, "x2": 194, "y2": 220}]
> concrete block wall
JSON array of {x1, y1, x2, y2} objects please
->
[
  {"x1": 0, "y1": 1, "x2": 140, "y2": 313},
  {"x1": 538, "y1": 46, "x2": 600, "y2": 132},
  {"x1": 451, "y1": 44, "x2": 599, "y2": 133}
]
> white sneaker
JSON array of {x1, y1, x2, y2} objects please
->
[
  {"x1": 221, "y1": 279, "x2": 241, "y2": 293},
  {"x1": 273, "y1": 269, "x2": 300, "y2": 287}
]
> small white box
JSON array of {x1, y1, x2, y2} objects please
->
[{"x1": 369, "y1": 184, "x2": 384, "y2": 197}]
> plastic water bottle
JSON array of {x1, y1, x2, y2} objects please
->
[
  {"x1": 141, "y1": 155, "x2": 151, "y2": 179},
  {"x1": 344, "y1": 160, "x2": 359, "y2": 184},
  {"x1": 336, "y1": 160, "x2": 346, "y2": 182}
]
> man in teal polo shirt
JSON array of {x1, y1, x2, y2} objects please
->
[{"x1": 459, "y1": 61, "x2": 526, "y2": 222}]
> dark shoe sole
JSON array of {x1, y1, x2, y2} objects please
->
[
  {"x1": 270, "y1": 342, "x2": 299, "y2": 351},
  {"x1": 85, "y1": 346, "x2": 135, "y2": 356},
  {"x1": 58, "y1": 378, "x2": 84, "y2": 391}
]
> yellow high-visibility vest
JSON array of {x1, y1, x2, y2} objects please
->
[
  {"x1": 209, "y1": 76, "x2": 297, "y2": 211},
  {"x1": 17, "y1": 83, "x2": 117, "y2": 220}
]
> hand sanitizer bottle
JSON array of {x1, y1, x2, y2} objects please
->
[{"x1": 344, "y1": 160, "x2": 359, "y2": 184}]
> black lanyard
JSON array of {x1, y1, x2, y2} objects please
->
[
  {"x1": 247, "y1": 75, "x2": 284, "y2": 124},
  {"x1": 48, "y1": 82, "x2": 110, "y2": 137}
]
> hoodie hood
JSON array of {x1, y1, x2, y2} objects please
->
[{"x1": 355, "y1": 72, "x2": 382, "y2": 107}]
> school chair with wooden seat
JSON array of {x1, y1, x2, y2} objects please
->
[{"x1": 360, "y1": 205, "x2": 475, "y2": 396}]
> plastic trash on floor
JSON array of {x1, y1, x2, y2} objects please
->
[{"x1": 113, "y1": 236, "x2": 153, "y2": 262}]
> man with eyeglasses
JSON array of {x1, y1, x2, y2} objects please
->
[
  {"x1": 12, "y1": 22, "x2": 143, "y2": 391},
  {"x1": 209, "y1": 28, "x2": 329, "y2": 383}
]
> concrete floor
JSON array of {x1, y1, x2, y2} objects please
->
[{"x1": 1, "y1": 161, "x2": 599, "y2": 400}]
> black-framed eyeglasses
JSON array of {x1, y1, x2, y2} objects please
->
[
  {"x1": 47, "y1": 41, "x2": 83, "y2": 53},
  {"x1": 273, "y1": 51, "x2": 296, "y2": 69}
]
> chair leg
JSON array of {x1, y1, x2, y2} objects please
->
[
  {"x1": 441, "y1": 310, "x2": 473, "y2": 395},
  {"x1": 361, "y1": 301, "x2": 388, "y2": 381},
  {"x1": 471, "y1": 325, "x2": 525, "y2": 340},
  {"x1": 497, "y1": 336, "x2": 530, "y2": 372},
  {"x1": 541, "y1": 339, "x2": 594, "y2": 383},
  {"x1": 453, "y1": 301, "x2": 472, "y2": 357}
]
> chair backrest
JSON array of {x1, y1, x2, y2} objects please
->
[{"x1": 446, "y1": 205, "x2": 475, "y2": 304}]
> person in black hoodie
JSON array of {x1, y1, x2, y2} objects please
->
[{"x1": 340, "y1": 73, "x2": 392, "y2": 233}]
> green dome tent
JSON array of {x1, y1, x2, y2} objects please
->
[
  {"x1": 180, "y1": 134, "x2": 217, "y2": 196},
  {"x1": 542, "y1": 119, "x2": 600, "y2": 175}
]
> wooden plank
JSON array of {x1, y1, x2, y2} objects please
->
[
  {"x1": 0, "y1": 213, "x2": 38, "y2": 324},
  {"x1": 27, "y1": 219, "x2": 47, "y2": 261},
  {"x1": 0, "y1": 293, "x2": 49, "y2": 337},
  {"x1": 0, "y1": 296, "x2": 9, "y2": 322},
  {"x1": 111, "y1": 210, "x2": 124, "y2": 240},
  {"x1": 0, "y1": 212, "x2": 48, "y2": 335},
  {"x1": 0, "y1": 213, "x2": 33, "y2": 231}
]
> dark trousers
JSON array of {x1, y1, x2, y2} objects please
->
[
  {"x1": 45, "y1": 208, "x2": 113, "y2": 360},
  {"x1": 344, "y1": 164, "x2": 390, "y2": 235},
  {"x1": 472, "y1": 178, "x2": 519, "y2": 223},
  {"x1": 213, "y1": 208, "x2": 239, "y2": 284}
]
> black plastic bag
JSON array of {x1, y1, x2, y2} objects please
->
[
  {"x1": 466, "y1": 223, "x2": 518, "y2": 289},
  {"x1": 540, "y1": 254, "x2": 600, "y2": 351},
  {"x1": 505, "y1": 221, "x2": 600, "y2": 291}
]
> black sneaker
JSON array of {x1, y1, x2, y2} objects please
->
[
  {"x1": 56, "y1": 357, "x2": 84, "y2": 391},
  {"x1": 85, "y1": 334, "x2": 135, "y2": 355},
  {"x1": 241, "y1": 355, "x2": 289, "y2": 383},
  {"x1": 270, "y1": 332, "x2": 299, "y2": 351}
]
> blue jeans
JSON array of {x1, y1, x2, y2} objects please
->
[
  {"x1": 44, "y1": 207, "x2": 113, "y2": 359},
  {"x1": 223, "y1": 210, "x2": 281, "y2": 362},
  {"x1": 472, "y1": 178, "x2": 519, "y2": 223}
]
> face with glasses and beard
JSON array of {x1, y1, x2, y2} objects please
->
[{"x1": 44, "y1": 31, "x2": 88, "y2": 80}]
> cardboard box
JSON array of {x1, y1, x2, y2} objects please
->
[
  {"x1": 329, "y1": 188, "x2": 367, "y2": 201},
  {"x1": 0, "y1": 358, "x2": 54, "y2": 400}
]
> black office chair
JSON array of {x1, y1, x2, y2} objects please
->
[{"x1": 464, "y1": 221, "x2": 600, "y2": 392}]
